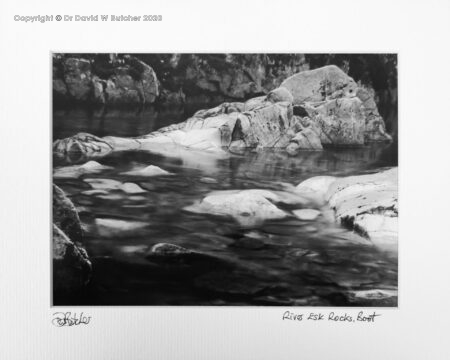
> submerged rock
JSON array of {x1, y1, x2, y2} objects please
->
[
  {"x1": 53, "y1": 161, "x2": 113, "y2": 179},
  {"x1": 121, "y1": 182, "x2": 147, "y2": 194},
  {"x1": 84, "y1": 178, "x2": 146, "y2": 195},
  {"x1": 120, "y1": 165, "x2": 172, "y2": 177},
  {"x1": 145, "y1": 243, "x2": 227, "y2": 266},
  {"x1": 199, "y1": 177, "x2": 218, "y2": 184},
  {"x1": 84, "y1": 178, "x2": 122, "y2": 191},
  {"x1": 184, "y1": 189, "x2": 288, "y2": 226},
  {"x1": 292, "y1": 209, "x2": 321, "y2": 221},
  {"x1": 95, "y1": 218, "x2": 148, "y2": 237},
  {"x1": 295, "y1": 176, "x2": 337, "y2": 203}
]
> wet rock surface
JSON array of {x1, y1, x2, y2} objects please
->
[
  {"x1": 53, "y1": 184, "x2": 83, "y2": 244},
  {"x1": 296, "y1": 168, "x2": 398, "y2": 251},
  {"x1": 53, "y1": 186, "x2": 92, "y2": 302}
]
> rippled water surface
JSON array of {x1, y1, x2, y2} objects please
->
[{"x1": 54, "y1": 108, "x2": 398, "y2": 306}]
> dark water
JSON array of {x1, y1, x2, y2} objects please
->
[{"x1": 53, "y1": 108, "x2": 398, "y2": 306}]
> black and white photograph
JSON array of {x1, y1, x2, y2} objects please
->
[
  {"x1": 52, "y1": 53, "x2": 398, "y2": 306},
  {"x1": 2, "y1": 0, "x2": 450, "y2": 359}
]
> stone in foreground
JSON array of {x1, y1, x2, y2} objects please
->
[
  {"x1": 53, "y1": 224, "x2": 91, "y2": 299},
  {"x1": 296, "y1": 168, "x2": 398, "y2": 250}
]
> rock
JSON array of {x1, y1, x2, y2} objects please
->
[
  {"x1": 286, "y1": 128, "x2": 323, "y2": 154},
  {"x1": 53, "y1": 184, "x2": 83, "y2": 244},
  {"x1": 53, "y1": 224, "x2": 92, "y2": 299},
  {"x1": 147, "y1": 243, "x2": 193, "y2": 257},
  {"x1": 292, "y1": 209, "x2": 321, "y2": 221},
  {"x1": 348, "y1": 289, "x2": 398, "y2": 301},
  {"x1": 281, "y1": 65, "x2": 358, "y2": 105},
  {"x1": 84, "y1": 178, "x2": 122, "y2": 191},
  {"x1": 61, "y1": 58, "x2": 93, "y2": 101},
  {"x1": 95, "y1": 218, "x2": 148, "y2": 237},
  {"x1": 280, "y1": 65, "x2": 391, "y2": 144},
  {"x1": 305, "y1": 97, "x2": 366, "y2": 145},
  {"x1": 150, "y1": 54, "x2": 308, "y2": 104},
  {"x1": 243, "y1": 96, "x2": 269, "y2": 111},
  {"x1": 232, "y1": 102, "x2": 293, "y2": 148},
  {"x1": 81, "y1": 189, "x2": 108, "y2": 197},
  {"x1": 83, "y1": 178, "x2": 146, "y2": 194},
  {"x1": 53, "y1": 161, "x2": 113, "y2": 179},
  {"x1": 121, "y1": 182, "x2": 147, "y2": 194},
  {"x1": 53, "y1": 133, "x2": 114, "y2": 156},
  {"x1": 199, "y1": 177, "x2": 218, "y2": 184},
  {"x1": 192, "y1": 102, "x2": 244, "y2": 119},
  {"x1": 266, "y1": 87, "x2": 294, "y2": 104},
  {"x1": 347, "y1": 289, "x2": 398, "y2": 306},
  {"x1": 357, "y1": 86, "x2": 392, "y2": 142},
  {"x1": 299, "y1": 168, "x2": 398, "y2": 250},
  {"x1": 145, "y1": 243, "x2": 225, "y2": 266},
  {"x1": 295, "y1": 176, "x2": 337, "y2": 200},
  {"x1": 53, "y1": 55, "x2": 159, "y2": 106},
  {"x1": 184, "y1": 189, "x2": 287, "y2": 226},
  {"x1": 53, "y1": 63, "x2": 394, "y2": 162},
  {"x1": 353, "y1": 214, "x2": 398, "y2": 250}
]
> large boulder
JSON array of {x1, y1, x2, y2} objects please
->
[
  {"x1": 296, "y1": 168, "x2": 398, "y2": 250},
  {"x1": 304, "y1": 97, "x2": 366, "y2": 145},
  {"x1": 281, "y1": 65, "x2": 358, "y2": 105},
  {"x1": 104, "y1": 58, "x2": 159, "y2": 105},
  {"x1": 281, "y1": 65, "x2": 391, "y2": 144}
]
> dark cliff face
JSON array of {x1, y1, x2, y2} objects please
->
[
  {"x1": 53, "y1": 53, "x2": 397, "y2": 137},
  {"x1": 136, "y1": 54, "x2": 309, "y2": 102}
]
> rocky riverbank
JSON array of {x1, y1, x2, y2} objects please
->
[
  {"x1": 53, "y1": 184, "x2": 91, "y2": 301},
  {"x1": 54, "y1": 65, "x2": 392, "y2": 165},
  {"x1": 52, "y1": 62, "x2": 398, "y2": 304}
]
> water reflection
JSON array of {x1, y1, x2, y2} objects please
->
[
  {"x1": 54, "y1": 141, "x2": 397, "y2": 306},
  {"x1": 53, "y1": 108, "x2": 397, "y2": 306}
]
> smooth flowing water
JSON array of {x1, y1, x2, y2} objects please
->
[{"x1": 53, "y1": 107, "x2": 398, "y2": 306}]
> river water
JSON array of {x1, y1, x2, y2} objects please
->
[{"x1": 53, "y1": 107, "x2": 398, "y2": 306}]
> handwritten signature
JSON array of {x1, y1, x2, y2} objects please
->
[{"x1": 52, "y1": 312, "x2": 91, "y2": 327}]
